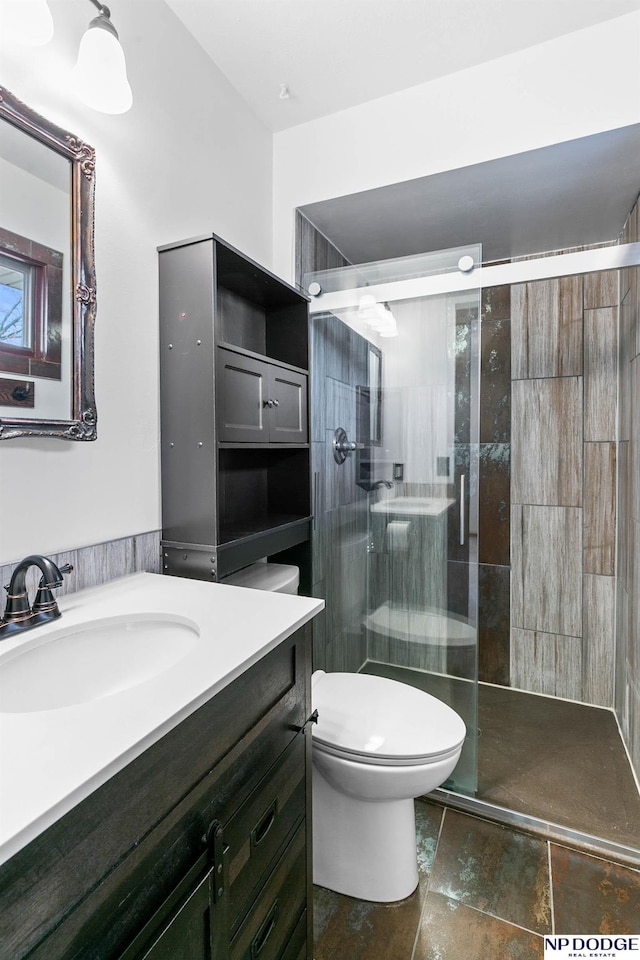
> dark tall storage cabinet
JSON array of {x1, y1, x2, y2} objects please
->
[{"x1": 158, "y1": 234, "x2": 311, "y2": 586}]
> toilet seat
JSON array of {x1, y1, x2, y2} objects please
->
[{"x1": 312, "y1": 671, "x2": 466, "y2": 767}]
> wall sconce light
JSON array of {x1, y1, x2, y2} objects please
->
[
  {"x1": 72, "y1": 0, "x2": 132, "y2": 114},
  {"x1": 2, "y1": 0, "x2": 54, "y2": 47}
]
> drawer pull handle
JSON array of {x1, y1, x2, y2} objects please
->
[
  {"x1": 251, "y1": 801, "x2": 277, "y2": 849},
  {"x1": 251, "y1": 900, "x2": 279, "y2": 959}
]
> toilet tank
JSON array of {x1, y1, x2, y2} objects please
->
[{"x1": 220, "y1": 562, "x2": 299, "y2": 595}]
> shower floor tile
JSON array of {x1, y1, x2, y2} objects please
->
[{"x1": 478, "y1": 683, "x2": 640, "y2": 849}]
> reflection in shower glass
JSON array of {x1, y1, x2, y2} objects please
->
[{"x1": 306, "y1": 245, "x2": 481, "y2": 795}]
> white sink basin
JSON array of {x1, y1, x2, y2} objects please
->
[
  {"x1": 0, "y1": 615, "x2": 200, "y2": 713},
  {"x1": 370, "y1": 496, "x2": 455, "y2": 517}
]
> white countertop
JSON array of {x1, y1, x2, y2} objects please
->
[
  {"x1": 0, "y1": 572, "x2": 323, "y2": 866},
  {"x1": 370, "y1": 496, "x2": 455, "y2": 517}
]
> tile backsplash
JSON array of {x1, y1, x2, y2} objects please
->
[{"x1": 0, "y1": 531, "x2": 161, "y2": 601}]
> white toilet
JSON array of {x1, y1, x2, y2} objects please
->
[
  {"x1": 219, "y1": 563, "x2": 466, "y2": 904},
  {"x1": 311, "y1": 670, "x2": 466, "y2": 902}
]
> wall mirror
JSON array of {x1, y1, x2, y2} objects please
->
[{"x1": 0, "y1": 86, "x2": 97, "y2": 440}]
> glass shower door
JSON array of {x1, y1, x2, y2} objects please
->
[{"x1": 306, "y1": 246, "x2": 481, "y2": 796}]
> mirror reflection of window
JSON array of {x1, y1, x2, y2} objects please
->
[
  {"x1": 0, "y1": 229, "x2": 63, "y2": 381},
  {"x1": 0, "y1": 253, "x2": 34, "y2": 350}
]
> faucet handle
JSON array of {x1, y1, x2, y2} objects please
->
[
  {"x1": 2, "y1": 588, "x2": 31, "y2": 623},
  {"x1": 32, "y1": 563, "x2": 73, "y2": 617}
]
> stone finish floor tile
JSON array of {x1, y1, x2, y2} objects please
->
[
  {"x1": 414, "y1": 892, "x2": 544, "y2": 960},
  {"x1": 313, "y1": 884, "x2": 423, "y2": 960},
  {"x1": 427, "y1": 810, "x2": 551, "y2": 934},
  {"x1": 551, "y1": 845, "x2": 640, "y2": 934}
]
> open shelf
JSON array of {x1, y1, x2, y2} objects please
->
[
  {"x1": 217, "y1": 518, "x2": 312, "y2": 579},
  {"x1": 216, "y1": 242, "x2": 309, "y2": 370},
  {"x1": 159, "y1": 232, "x2": 311, "y2": 588}
]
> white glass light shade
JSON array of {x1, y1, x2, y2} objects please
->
[
  {"x1": 378, "y1": 305, "x2": 398, "y2": 337},
  {"x1": 2, "y1": 0, "x2": 54, "y2": 46},
  {"x1": 72, "y1": 16, "x2": 133, "y2": 115},
  {"x1": 358, "y1": 295, "x2": 398, "y2": 337}
]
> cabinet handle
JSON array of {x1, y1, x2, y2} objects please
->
[
  {"x1": 202, "y1": 819, "x2": 225, "y2": 901},
  {"x1": 300, "y1": 709, "x2": 318, "y2": 735},
  {"x1": 251, "y1": 800, "x2": 277, "y2": 849},
  {"x1": 263, "y1": 399, "x2": 274, "y2": 408},
  {"x1": 272, "y1": 398, "x2": 279, "y2": 407},
  {"x1": 251, "y1": 900, "x2": 279, "y2": 959}
]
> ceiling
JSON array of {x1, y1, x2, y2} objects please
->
[
  {"x1": 164, "y1": 0, "x2": 640, "y2": 132},
  {"x1": 164, "y1": 0, "x2": 640, "y2": 264}
]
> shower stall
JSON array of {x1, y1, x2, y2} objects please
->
[
  {"x1": 305, "y1": 245, "x2": 482, "y2": 797},
  {"x1": 303, "y1": 225, "x2": 640, "y2": 857}
]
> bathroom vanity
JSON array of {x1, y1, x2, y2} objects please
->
[{"x1": 0, "y1": 573, "x2": 322, "y2": 960}]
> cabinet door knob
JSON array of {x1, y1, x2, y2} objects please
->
[{"x1": 272, "y1": 399, "x2": 279, "y2": 407}]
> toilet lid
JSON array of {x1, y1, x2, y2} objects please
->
[{"x1": 312, "y1": 672, "x2": 466, "y2": 765}]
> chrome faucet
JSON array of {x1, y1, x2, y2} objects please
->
[{"x1": 0, "y1": 555, "x2": 73, "y2": 640}]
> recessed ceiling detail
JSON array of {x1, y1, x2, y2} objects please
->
[{"x1": 299, "y1": 126, "x2": 640, "y2": 264}]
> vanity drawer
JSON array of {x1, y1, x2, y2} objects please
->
[
  {"x1": 279, "y1": 910, "x2": 307, "y2": 960},
  {"x1": 230, "y1": 825, "x2": 306, "y2": 960},
  {"x1": 226, "y1": 733, "x2": 306, "y2": 934}
]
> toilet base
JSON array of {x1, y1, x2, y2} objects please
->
[{"x1": 312, "y1": 762, "x2": 419, "y2": 902}]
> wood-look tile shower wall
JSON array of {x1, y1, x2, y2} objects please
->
[
  {"x1": 480, "y1": 262, "x2": 619, "y2": 705},
  {"x1": 616, "y1": 196, "x2": 640, "y2": 777}
]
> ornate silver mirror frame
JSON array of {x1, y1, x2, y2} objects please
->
[{"x1": 0, "y1": 87, "x2": 97, "y2": 440}]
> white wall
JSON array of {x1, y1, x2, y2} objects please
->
[
  {"x1": 273, "y1": 11, "x2": 640, "y2": 283},
  {"x1": 0, "y1": 0, "x2": 273, "y2": 564}
]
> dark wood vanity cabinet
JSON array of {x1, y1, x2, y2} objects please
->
[
  {"x1": 0, "y1": 625, "x2": 313, "y2": 960},
  {"x1": 158, "y1": 234, "x2": 312, "y2": 585}
]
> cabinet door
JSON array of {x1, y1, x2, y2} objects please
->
[
  {"x1": 118, "y1": 856, "x2": 224, "y2": 960},
  {"x1": 136, "y1": 877, "x2": 213, "y2": 960},
  {"x1": 217, "y1": 349, "x2": 269, "y2": 443},
  {"x1": 268, "y1": 368, "x2": 307, "y2": 443}
]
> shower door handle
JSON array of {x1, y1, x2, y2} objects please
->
[{"x1": 459, "y1": 474, "x2": 465, "y2": 547}]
